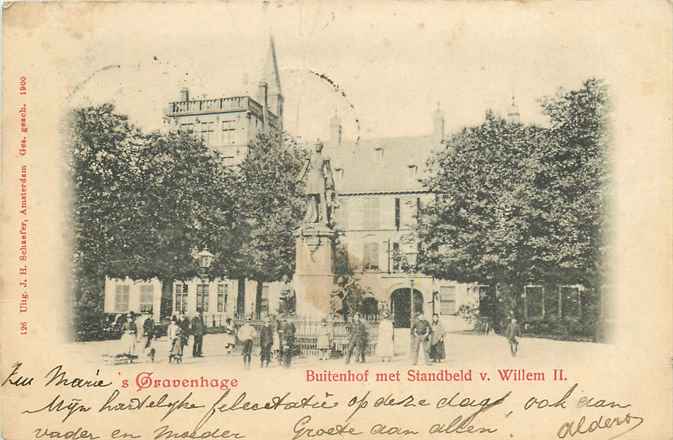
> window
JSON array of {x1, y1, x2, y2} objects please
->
[
  {"x1": 408, "y1": 164, "x2": 418, "y2": 178},
  {"x1": 217, "y1": 283, "x2": 228, "y2": 313},
  {"x1": 139, "y1": 284, "x2": 154, "y2": 314},
  {"x1": 221, "y1": 119, "x2": 237, "y2": 144},
  {"x1": 175, "y1": 283, "x2": 188, "y2": 314},
  {"x1": 196, "y1": 284, "x2": 209, "y2": 313},
  {"x1": 524, "y1": 285, "x2": 544, "y2": 319},
  {"x1": 394, "y1": 198, "x2": 401, "y2": 230},
  {"x1": 115, "y1": 284, "x2": 130, "y2": 312},
  {"x1": 200, "y1": 121, "x2": 215, "y2": 145},
  {"x1": 335, "y1": 167, "x2": 344, "y2": 181},
  {"x1": 439, "y1": 286, "x2": 457, "y2": 315},
  {"x1": 402, "y1": 197, "x2": 416, "y2": 227},
  {"x1": 364, "y1": 198, "x2": 380, "y2": 229},
  {"x1": 179, "y1": 122, "x2": 195, "y2": 133},
  {"x1": 391, "y1": 242, "x2": 401, "y2": 272},
  {"x1": 560, "y1": 285, "x2": 581, "y2": 318},
  {"x1": 363, "y1": 242, "x2": 379, "y2": 271},
  {"x1": 375, "y1": 147, "x2": 384, "y2": 162}
]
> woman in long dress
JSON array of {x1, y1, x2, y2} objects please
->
[
  {"x1": 119, "y1": 312, "x2": 138, "y2": 356},
  {"x1": 316, "y1": 319, "x2": 332, "y2": 360},
  {"x1": 430, "y1": 314, "x2": 446, "y2": 362},
  {"x1": 375, "y1": 313, "x2": 394, "y2": 362}
]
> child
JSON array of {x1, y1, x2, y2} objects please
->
[
  {"x1": 505, "y1": 317, "x2": 521, "y2": 357},
  {"x1": 316, "y1": 319, "x2": 332, "y2": 361},
  {"x1": 223, "y1": 318, "x2": 236, "y2": 355}
]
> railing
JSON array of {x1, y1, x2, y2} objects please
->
[
  {"x1": 229, "y1": 318, "x2": 380, "y2": 358},
  {"x1": 166, "y1": 96, "x2": 263, "y2": 116}
]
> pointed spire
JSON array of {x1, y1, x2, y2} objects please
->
[
  {"x1": 507, "y1": 95, "x2": 520, "y2": 123},
  {"x1": 432, "y1": 101, "x2": 445, "y2": 143},
  {"x1": 262, "y1": 36, "x2": 282, "y2": 96},
  {"x1": 258, "y1": 35, "x2": 284, "y2": 126}
]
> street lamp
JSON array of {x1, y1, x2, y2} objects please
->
[{"x1": 196, "y1": 247, "x2": 214, "y2": 279}]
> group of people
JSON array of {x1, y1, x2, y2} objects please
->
[
  {"x1": 165, "y1": 311, "x2": 206, "y2": 362},
  {"x1": 235, "y1": 316, "x2": 297, "y2": 369}
]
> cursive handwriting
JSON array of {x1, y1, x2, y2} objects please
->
[
  {"x1": 153, "y1": 424, "x2": 245, "y2": 440},
  {"x1": 99, "y1": 389, "x2": 204, "y2": 422},
  {"x1": 23, "y1": 394, "x2": 92, "y2": 422},
  {"x1": 1, "y1": 362, "x2": 34, "y2": 387},
  {"x1": 44, "y1": 365, "x2": 112, "y2": 388},
  {"x1": 292, "y1": 415, "x2": 363, "y2": 440},
  {"x1": 429, "y1": 391, "x2": 509, "y2": 435},
  {"x1": 194, "y1": 390, "x2": 339, "y2": 431},
  {"x1": 557, "y1": 413, "x2": 644, "y2": 439},
  {"x1": 34, "y1": 426, "x2": 99, "y2": 440}
]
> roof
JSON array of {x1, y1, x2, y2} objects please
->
[{"x1": 324, "y1": 135, "x2": 440, "y2": 195}]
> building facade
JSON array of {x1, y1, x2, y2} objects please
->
[{"x1": 325, "y1": 106, "x2": 477, "y2": 333}]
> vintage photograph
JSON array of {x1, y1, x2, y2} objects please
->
[
  {"x1": 65, "y1": 5, "x2": 611, "y2": 371},
  {"x1": 2, "y1": 2, "x2": 671, "y2": 439}
]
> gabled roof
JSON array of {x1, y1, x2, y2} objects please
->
[{"x1": 325, "y1": 135, "x2": 441, "y2": 195}]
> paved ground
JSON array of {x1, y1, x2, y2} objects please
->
[{"x1": 66, "y1": 331, "x2": 617, "y2": 372}]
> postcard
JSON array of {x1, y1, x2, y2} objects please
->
[{"x1": 1, "y1": 1, "x2": 671, "y2": 439}]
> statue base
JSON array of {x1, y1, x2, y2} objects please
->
[{"x1": 293, "y1": 223, "x2": 337, "y2": 320}]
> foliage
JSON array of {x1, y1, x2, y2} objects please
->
[
  {"x1": 417, "y1": 79, "x2": 610, "y2": 338},
  {"x1": 231, "y1": 131, "x2": 307, "y2": 283},
  {"x1": 68, "y1": 104, "x2": 239, "y2": 334}
]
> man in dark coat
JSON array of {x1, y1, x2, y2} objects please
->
[
  {"x1": 410, "y1": 311, "x2": 431, "y2": 365},
  {"x1": 142, "y1": 313, "x2": 155, "y2": 349},
  {"x1": 259, "y1": 316, "x2": 274, "y2": 368},
  {"x1": 191, "y1": 310, "x2": 205, "y2": 357},
  {"x1": 278, "y1": 317, "x2": 296, "y2": 368},
  {"x1": 345, "y1": 313, "x2": 368, "y2": 364},
  {"x1": 178, "y1": 313, "x2": 191, "y2": 349}
]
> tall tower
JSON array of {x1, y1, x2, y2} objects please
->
[
  {"x1": 329, "y1": 110, "x2": 342, "y2": 146},
  {"x1": 432, "y1": 102, "x2": 445, "y2": 144},
  {"x1": 259, "y1": 36, "x2": 284, "y2": 129},
  {"x1": 507, "y1": 95, "x2": 520, "y2": 123}
]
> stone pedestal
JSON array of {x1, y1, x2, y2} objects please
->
[{"x1": 293, "y1": 224, "x2": 337, "y2": 319}]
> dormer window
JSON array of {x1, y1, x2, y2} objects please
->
[
  {"x1": 375, "y1": 147, "x2": 384, "y2": 162},
  {"x1": 408, "y1": 164, "x2": 418, "y2": 178}
]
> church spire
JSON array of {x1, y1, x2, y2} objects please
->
[
  {"x1": 259, "y1": 36, "x2": 284, "y2": 126},
  {"x1": 507, "y1": 95, "x2": 520, "y2": 123}
]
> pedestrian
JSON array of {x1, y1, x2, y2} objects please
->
[
  {"x1": 410, "y1": 311, "x2": 431, "y2": 366},
  {"x1": 223, "y1": 318, "x2": 236, "y2": 355},
  {"x1": 429, "y1": 313, "x2": 446, "y2": 363},
  {"x1": 237, "y1": 318, "x2": 257, "y2": 369},
  {"x1": 272, "y1": 317, "x2": 281, "y2": 363},
  {"x1": 142, "y1": 313, "x2": 155, "y2": 361},
  {"x1": 375, "y1": 312, "x2": 394, "y2": 362},
  {"x1": 179, "y1": 313, "x2": 191, "y2": 350},
  {"x1": 191, "y1": 309, "x2": 205, "y2": 357},
  {"x1": 504, "y1": 316, "x2": 521, "y2": 357},
  {"x1": 279, "y1": 317, "x2": 296, "y2": 368},
  {"x1": 119, "y1": 311, "x2": 137, "y2": 356},
  {"x1": 345, "y1": 313, "x2": 368, "y2": 364},
  {"x1": 316, "y1": 319, "x2": 332, "y2": 361},
  {"x1": 259, "y1": 316, "x2": 274, "y2": 368},
  {"x1": 167, "y1": 315, "x2": 183, "y2": 363}
]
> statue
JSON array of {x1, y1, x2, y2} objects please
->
[{"x1": 299, "y1": 142, "x2": 338, "y2": 226}]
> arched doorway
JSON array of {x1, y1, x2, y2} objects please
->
[{"x1": 390, "y1": 288, "x2": 424, "y2": 328}]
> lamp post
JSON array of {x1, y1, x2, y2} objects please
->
[{"x1": 195, "y1": 247, "x2": 214, "y2": 320}]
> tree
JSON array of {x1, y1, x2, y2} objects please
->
[
  {"x1": 68, "y1": 104, "x2": 239, "y2": 337},
  {"x1": 231, "y1": 131, "x2": 307, "y2": 318},
  {"x1": 417, "y1": 79, "x2": 611, "y2": 335}
]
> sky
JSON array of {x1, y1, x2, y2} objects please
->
[{"x1": 61, "y1": 1, "x2": 632, "y2": 143}]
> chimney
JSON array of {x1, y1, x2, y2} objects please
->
[
  {"x1": 432, "y1": 102, "x2": 445, "y2": 144},
  {"x1": 179, "y1": 87, "x2": 190, "y2": 102},
  {"x1": 258, "y1": 81, "x2": 269, "y2": 132},
  {"x1": 329, "y1": 111, "x2": 342, "y2": 146}
]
